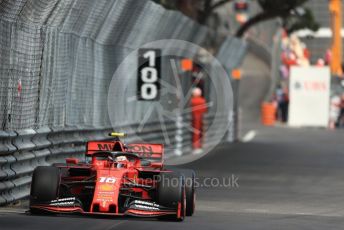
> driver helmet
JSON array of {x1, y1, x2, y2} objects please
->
[{"x1": 116, "y1": 156, "x2": 128, "y2": 168}]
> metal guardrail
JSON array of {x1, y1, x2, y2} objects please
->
[
  {"x1": 0, "y1": 130, "x2": 17, "y2": 205},
  {"x1": 0, "y1": 115, "x2": 227, "y2": 206}
]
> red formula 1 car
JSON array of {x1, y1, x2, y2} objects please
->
[{"x1": 29, "y1": 133, "x2": 195, "y2": 221}]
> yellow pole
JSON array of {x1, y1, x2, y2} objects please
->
[{"x1": 329, "y1": 0, "x2": 343, "y2": 76}]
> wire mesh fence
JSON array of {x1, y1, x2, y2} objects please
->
[{"x1": 0, "y1": 0, "x2": 229, "y2": 131}]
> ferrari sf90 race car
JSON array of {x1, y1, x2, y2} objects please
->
[{"x1": 29, "y1": 133, "x2": 195, "y2": 221}]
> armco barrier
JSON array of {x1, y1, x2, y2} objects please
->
[
  {"x1": 0, "y1": 114, "x2": 228, "y2": 206},
  {"x1": 47, "y1": 126, "x2": 85, "y2": 165},
  {"x1": 0, "y1": 130, "x2": 17, "y2": 205},
  {"x1": 0, "y1": 131, "x2": 17, "y2": 205},
  {"x1": 11, "y1": 129, "x2": 37, "y2": 203}
]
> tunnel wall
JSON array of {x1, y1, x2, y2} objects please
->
[{"x1": 0, "y1": 0, "x2": 247, "y2": 205}]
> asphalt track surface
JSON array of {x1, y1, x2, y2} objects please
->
[{"x1": 2, "y1": 126, "x2": 344, "y2": 229}]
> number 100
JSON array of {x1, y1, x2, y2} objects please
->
[{"x1": 138, "y1": 49, "x2": 161, "y2": 101}]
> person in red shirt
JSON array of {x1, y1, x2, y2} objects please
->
[{"x1": 190, "y1": 88, "x2": 207, "y2": 152}]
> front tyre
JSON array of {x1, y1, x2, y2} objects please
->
[
  {"x1": 158, "y1": 172, "x2": 186, "y2": 221},
  {"x1": 179, "y1": 169, "x2": 196, "y2": 216},
  {"x1": 30, "y1": 166, "x2": 60, "y2": 212}
]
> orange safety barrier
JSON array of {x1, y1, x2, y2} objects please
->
[{"x1": 261, "y1": 102, "x2": 277, "y2": 126}]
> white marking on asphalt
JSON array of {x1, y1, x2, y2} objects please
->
[
  {"x1": 196, "y1": 203, "x2": 344, "y2": 218},
  {"x1": 103, "y1": 220, "x2": 127, "y2": 230},
  {"x1": 242, "y1": 130, "x2": 257, "y2": 142},
  {"x1": 0, "y1": 209, "x2": 26, "y2": 214}
]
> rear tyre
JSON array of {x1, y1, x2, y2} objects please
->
[
  {"x1": 158, "y1": 172, "x2": 186, "y2": 221},
  {"x1": 30, "y1": 166, "x2": 60, "y2": 212}
]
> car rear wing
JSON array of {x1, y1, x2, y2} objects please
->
[
  {"x1": 86, "y1": 141, "x2": 164, "y2": 163},
  {"x1": 86, "y1": 141, "x2": 123, "y2": 154}
]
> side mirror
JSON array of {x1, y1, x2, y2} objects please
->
[
  {"x1": 66, "y1": 158, "x2": 79, "y2": 164},
  {"x1": 140, "y1": 160, "x2": 151, "y2": 167}
]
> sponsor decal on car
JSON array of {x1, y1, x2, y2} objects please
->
[
  {"x1": 49, "y1": 197, "x2": 79, "y2": 206},
  {"x1": 99, "y1": 184, "x2": 113, "y2": 191},
  {"x1": 128, "y1": 200, "x2": 172, "y2": 211}
]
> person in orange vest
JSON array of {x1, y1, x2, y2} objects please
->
[{"x1": 190, "y1": 88, "x2": 207, "y2": 153}]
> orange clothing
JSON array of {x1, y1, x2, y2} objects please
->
[
  {"x1": 190, "y1": 96, "x2": 207, "y2": 149},
  {"x1": 191, "y1": 96, "x2": 207, "y2": 114}
]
